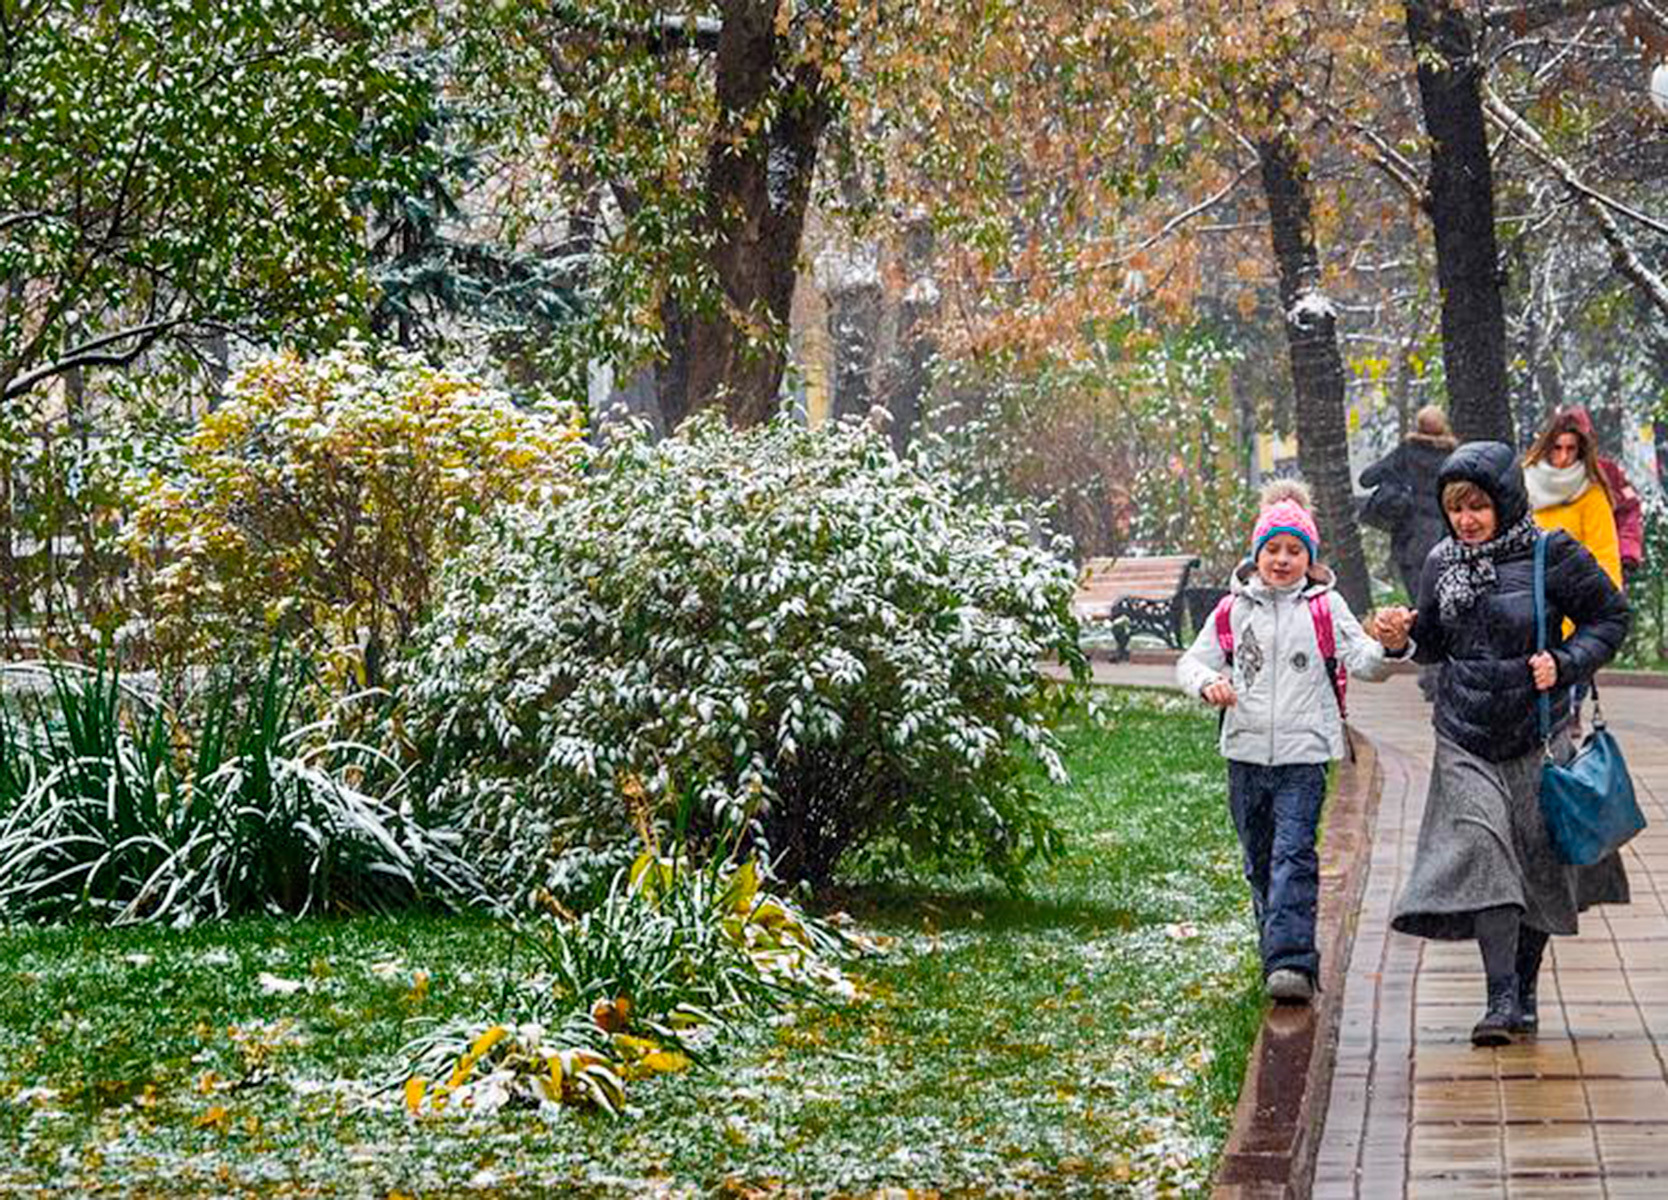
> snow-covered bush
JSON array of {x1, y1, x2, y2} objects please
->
[
  {"x1": 406, "y1": 413, "x2": 1086, "y2": 898},
  {"x1": 124, "y1": 342, "x2": 585, "y2": 684}
]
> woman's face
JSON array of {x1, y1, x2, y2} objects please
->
[
  {"x1": 1446, "y1": 493, "x2": 1498, "y2": 544},
  {"x1": 1548, "y1": 431, "x2": 1583, "y2": 470}
]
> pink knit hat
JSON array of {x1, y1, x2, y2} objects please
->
[{"x1": 1252, "y1": 498, "x2": 1319, "y2": 560}]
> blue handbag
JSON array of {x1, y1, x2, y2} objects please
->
[{"x1": 1533, "y1": 533, "x2": 1645, "y2": 867}]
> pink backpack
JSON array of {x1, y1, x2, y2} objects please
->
[{"x1": 1212, "y1": 592, "x2": 1347, "y2": 719}]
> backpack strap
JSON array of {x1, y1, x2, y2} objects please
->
[
  {"x1": 1307, "y1": 592, "x2": 1347, "y2": 720},
  {"x1": 1212, "y1": 594, "x2": 1236, "y2": 665}
]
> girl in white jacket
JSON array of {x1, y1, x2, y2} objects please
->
[{"x1": 1176, "y1": 481, "x2": 1409, "y2": 1003}]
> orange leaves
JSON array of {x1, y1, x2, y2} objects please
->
[{"x1": 590, "y1": 995, "x2": 633, "y2": 1034}]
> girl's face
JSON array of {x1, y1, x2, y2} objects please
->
[
  {"x1": 1548, "y1": 431, "x2": 1582, "y2": 469},
  {"x1": 1446, "y1": 493, "x2": 1498, "y2": 544},
  {"x1": 1256, "y1": 533, "x2": 1311, "y2": 587}
]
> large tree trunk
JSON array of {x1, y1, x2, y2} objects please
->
[
  {"x1": 1406, "y1": 0, "x2": 1514, "y2": 445},
  {"x1": 822, "y1": 243, "x2": 884, "y2": 422},
  {"x1": 665, "y1": 0, "x2": 832, "y2": 430},
  {"x1": 1256, "y1": 126, "x2": 1373, "y2": 616},
  {"x1": 885, "y1": 215, "x2": 938, "y2": 455}
]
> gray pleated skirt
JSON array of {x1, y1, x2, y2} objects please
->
[{"x1": 1391, "y1": 732, "x2": 1630, "y2": 940}]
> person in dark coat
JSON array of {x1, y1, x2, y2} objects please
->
[
  {"x1": 1359, "y1": 405, "x2": 1458, "y2": 599},
  {"x1": 1359, "y1": 407, "x2": 1457, "y2": 700},
  {"x1": 1382, "y1": 441, "x2": 1630, "y2": 1047}
]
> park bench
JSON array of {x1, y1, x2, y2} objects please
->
[{"x1": 1073, "y1": 553, "x2": 1205, "y2": 659}]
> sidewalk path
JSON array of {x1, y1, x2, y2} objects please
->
[
  {"x1": 1314, "y1": 673, "x2": 1668, "y2": 1199},
  {"x1": 1088, "y1": 662, "x2": 1668, "y2": 1196}
]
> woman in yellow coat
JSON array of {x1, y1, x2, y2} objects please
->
[
  {"x1": 1522, "y1": 408, "x2": 1623, "y2": 734},
  {"x1": 1522, "y1": 409, "x2": 1622, "y2": 591}
]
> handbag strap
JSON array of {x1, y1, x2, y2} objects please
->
[{"x1": 1533, "y1": 532, "x2": 1552, "y2": 752}]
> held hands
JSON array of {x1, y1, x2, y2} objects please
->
[
  {"x1": 1528, "y1": 651, "x2": 1559, "y2": 692},
  {"x1": 1201, "y1": 677, "x2": 1237, "y2": 708},
  {"x1": 1370, "y1": 606, "x2": 1416, "y2": 652}
]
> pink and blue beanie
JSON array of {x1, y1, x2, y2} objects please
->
[{"x1": 1252, "y1": 499, "x2": 1319, "y2": 560}]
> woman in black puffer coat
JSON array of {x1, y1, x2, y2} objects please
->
[{"x1": 1388, "y1": 441, "x2": 1630, "y2": 1047}]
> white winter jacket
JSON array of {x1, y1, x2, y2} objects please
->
[{"x1": 1175, "y1": 563, "x2": 1395, "y2": 766}]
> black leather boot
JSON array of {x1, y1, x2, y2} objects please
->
[
  {"x1": 1472, "y1": 974, "x2": 1520, "y2": 1047},
  {"x1": 1514, "y1": 929, "x2": 1548, "y2": 1036}
]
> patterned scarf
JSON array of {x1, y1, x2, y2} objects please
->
[{"x1": 1433, "y1": 513, "x2": 1541, "y2": 623}]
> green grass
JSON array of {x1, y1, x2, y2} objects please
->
[{"x1": 0, "y1": 688, "x2": 1263, "y2": 1197}]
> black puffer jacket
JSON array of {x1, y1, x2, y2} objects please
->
[
  {"x1": 1410, "y1": 441, "x2": 1630, "y2": 763},
  {"x1": 1360, "y1": 435, "x2": 1454, "y2": 593}
]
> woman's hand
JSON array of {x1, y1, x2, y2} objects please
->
[
  {"x1": 1201, "y1": 677, "x2": 1237, "y2": 708},
  {"x1": 1528, "y1": 651, "x2": 1559, "y2": 691},
  {"x1": 1372, "y1": 606, "x2": 1415, "y2": 651}
]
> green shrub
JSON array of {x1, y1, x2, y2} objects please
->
[
  {"x1": 0, "y1": 656, "x2": 483, "y2": 924},
  {"x1": 1627, "y1": 495, "x2": 1668, "y2": 664},
  {"x1": 406, "y1": 413, "x2": 1086, "y2": 900}
]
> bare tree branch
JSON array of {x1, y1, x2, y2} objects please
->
[
  {"x1": 0, "y1": 210, "x2": 49, "y2": 236},
  {"x1": 1485, "y1": 89, "x2": 1668, "y2": 237},
  {"x1": 4, "y1": 317, "x2": 191, "y2": 399},
  {"x1": 1484, "y1": 0, "x2": 1625, "y2": 35},
  {"x1": 1632, "y1": 0, "x2": 1668, "y2": 31},
  {"x1": 1483, "y1": 86, "x2": 1668, "y2": 319},
  {"x1": 986, "y1": 163, "x2": 1257, "y2": 286},
  {"x1": 1302, "y1": 88, "x2": 1426, "y2": 204}
]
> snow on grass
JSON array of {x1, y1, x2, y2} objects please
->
[{"x1": 0, "y1": 691, "x2": 1262, "y2": 1196}]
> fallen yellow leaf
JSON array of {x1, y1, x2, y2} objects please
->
[
  {"x1": 612, "y1": 1033, "x2": 660, "y2": 1058},
  {"x1": 640, "y1": 1050, "x2": 691, "y2": 1074},
  {"x1": 468, "y1": 1024, "x2": 507, "y2": 1060}
]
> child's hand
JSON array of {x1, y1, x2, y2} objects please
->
[
  {"x1": 1372, "y1": 606, "x2": 1414, "y2": 650},
  {"x1": 1201, "y1": 677, "x2": 1236, "y2": 708}
]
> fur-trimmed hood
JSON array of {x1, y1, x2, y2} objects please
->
[{"x1": 1407, "y1": 429, "x2": 1458, "y2": 451}]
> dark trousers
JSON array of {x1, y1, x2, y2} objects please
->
[{"x1": 1228, "y1": 761, "x2": 1327, "y2": 979}]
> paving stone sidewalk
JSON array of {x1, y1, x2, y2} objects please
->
[
  {"x1": 1313, "y1": 673, "x2": 1668, "y2": 1199},
  {"x1": 1086, "y1": 661, "x2": 1668, "y2": 1197}
]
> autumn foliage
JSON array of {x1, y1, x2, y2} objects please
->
[{"x1": 124, "y1": 344, "x2": 585, "y2": 682}]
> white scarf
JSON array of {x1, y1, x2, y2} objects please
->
[{"x1": 1524, "y1": 460, "x2": 1590, "y2": 511}]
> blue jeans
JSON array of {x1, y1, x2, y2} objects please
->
[{"x1": 1228, "y1": 761, "x2": 1326, "y2": 980}]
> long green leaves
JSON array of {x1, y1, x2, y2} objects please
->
[
  {"x1": 0, "y1": 656, "x2": 484, "y2": 924},
  {"x1": 399, "y1": 851, "x2": 858, "y2": 1117}
]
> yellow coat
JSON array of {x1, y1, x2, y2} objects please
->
[{"x1": 1532, "y1": 480, "x2": 1622, "y2": 590}]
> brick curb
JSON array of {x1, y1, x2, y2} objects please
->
[{"x1": 1211, "y1": 726, "x2": 1384, "y2": 1200}]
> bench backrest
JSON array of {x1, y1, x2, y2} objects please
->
[{"x1": 1076, "y1": 554, "x2": 1199, "y2": 600}]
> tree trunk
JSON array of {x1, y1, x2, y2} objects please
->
[
  {"x1": 886, "y1": 215, "x2": 938, "y2": 455},
  {"x1": 1406, "y1": 0, "x2": 1514, "y2": 445},
  {"x1": 823, "y1": 244, "x2": 884, "y2": 423},
  {"x1": 665, "y1": 0, "x2": 833, "y2": 430},
  {"x1": 1256, "y1": 126, "x2": 1373, "y2": 616}
]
